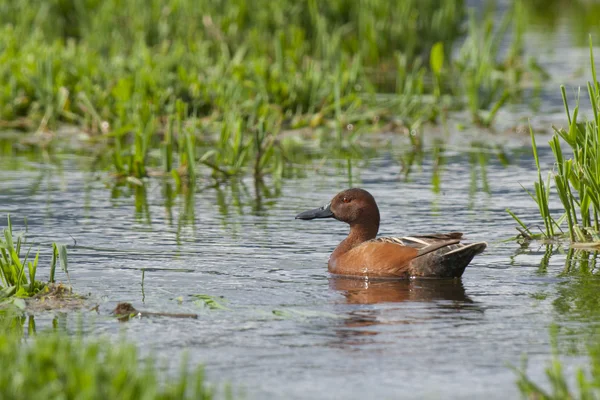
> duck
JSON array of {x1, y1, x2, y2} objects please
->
[{"x1": 295, "y1": 188, "x2": 486, "y2": 279}]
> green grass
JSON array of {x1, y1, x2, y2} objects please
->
[
  {"x1": 454, "y1": 1, "x2": 528, "y2": 126},
  {"x1": 0, "y1": 0, "x2": 539, "y2": 181},
  {"x1": 0, "y1": 215, "x2": 43, "y2": 299},
  {"x1": 0, "y1": 311, "x2": 217, "y2": 400},
  {"x1": 508, "y1": 36, "x2": 600, "y2": 243},
  {"x1": 0, "y1": 215, "x2": 69, "y2": 303}
]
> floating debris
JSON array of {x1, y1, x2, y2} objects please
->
[
  {"x1": 112, "y1": 302, "x2": 198, "y2": 322},
  {"x1": 26, "y1": 284, "x2": 88, "y2": 312}
]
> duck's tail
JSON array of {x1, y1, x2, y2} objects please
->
[
  {"x1": 409, "y1": 241, "x2": 487, "y2": 278},
  {"x1": 439, "y1": 241, "x2": 487, "y2": 277}
]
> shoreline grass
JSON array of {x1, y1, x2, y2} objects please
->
[{"x1": 508, "y1": 36, "x2": 600, "y2": 244}]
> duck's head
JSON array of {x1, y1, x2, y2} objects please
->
[{"x1": 295, "y1": 188, "x2": 380, "y2": 226}]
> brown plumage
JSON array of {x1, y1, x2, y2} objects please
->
[{"x1": 296, "y1": 188, "x2": 486, "y2": 279}]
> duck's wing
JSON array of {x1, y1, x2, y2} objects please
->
[
  {"x1": 372, "y1": 233, "x2": 463, "y2": 256},
  {"x1": 372, "y1": 233, "x2": 486, "y2": 278}
]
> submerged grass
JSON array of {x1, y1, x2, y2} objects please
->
[
  {"x1": 509, "y1": 36, "x2": 600, "y2": 244},
  {"x1": 0, "y1": 0, "x2": 539, "y2": 181}
]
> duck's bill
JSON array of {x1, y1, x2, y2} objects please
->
[{"x1": 295, "y1": 203, "x2": 334, "y2": 220}]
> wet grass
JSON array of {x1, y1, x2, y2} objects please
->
[
  {"x1": 0, "y1": 311, "x2": 217, "y2": 400},
  {"x1": 0, "y1": 0, "x2": 539, "y2": 182},
  {"x1": 0, "y1": 215, "x2": 44, "y2": 300},
  {"x1": 509, "y1": 37, "x2": 600, "y2": 244},
  {"x1": 0, "y1": 215, "x2": 71, "y2": 308},
  {"x1": 454, "y1": 1, "x2": 530, "y2": 126}
]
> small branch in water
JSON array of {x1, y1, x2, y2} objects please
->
[{"x1": 112, "y1": 302, "x2": 198, "y2": 322}]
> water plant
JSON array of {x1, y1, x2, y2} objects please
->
[
  {"x1": 0, "y1": 215, "x2": 43, "y2": 299},
  {"x1": 0, "y1": 215, "x2": 68, "y2": 301},
  {"x1": 508, "y1": 36, "x2": 600, "y2": 243}
]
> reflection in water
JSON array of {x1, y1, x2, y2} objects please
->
[
  {"x1": 549, "y1": 248, "x2": 600, "y2": 352},
  {"x1": 134, "y1": 184, "x2": 151, "y2": 224},
  {"x1": 0, "y1": 308, "x2": 74, "y2": 339},
  {"x1": 251, "y1": 177, "x2": 281, "y2": 215},
  {"x1": 563, "y1": 248, "x2": 599, "y2": 275},
  {"x1": 554, "y1": 249, "x2": 600, "y2": 318},
  {"x1": 431, "y1": 140, "x2": 445, "y2": 195},
  {"x1": 162, "y1": 181, "x2": 175, "y2": 226},
  {"x1": 519, "y1": 246, "x2": 600, "y2": 352},
  {"x1": 0, "y1": 310, "x2": 37, "y2": 337},
  {"x1": 329, "y1": 278, "x2": 478, "y2": 345},
  {"x1": 510, "y1": 243, "x2": 556, "y2": 275},
  {"x1": 398, "y1": 140, "x2": 508, "y2": 211},
  {"x1": 110, "y1": 181, "x2": 152, "y2": 225},
  {"x1": 330, "y1": 277, "x2": 472, "y2": 305},
  {"x1": 523, "y1": 0, "x2": 600, "y2": 46},
  {"x1": 215, "y1": 177, "x2": 281, "y2": 218},
  {"x1": 0, "y1": 309, "x2": 28, "y2": 337},
  {"x1": 177, "y1": 179, "x2": 197, "y2": 238}
]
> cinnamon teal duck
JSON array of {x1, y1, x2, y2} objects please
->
[{"x1": 295, "y1": 188, "x2": 486, "y2": 279}]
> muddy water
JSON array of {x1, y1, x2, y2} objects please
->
[{"x1": 2, "y1": 134, "x2": 597, "y2": 399}]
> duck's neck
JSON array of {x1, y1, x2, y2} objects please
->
[{"x1": 330, "y1": 222, "x2": 379, "y2": 264}]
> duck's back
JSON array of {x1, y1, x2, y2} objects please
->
[{"x1": 372, "y1": 232, "x2": 487, "y2": 278}]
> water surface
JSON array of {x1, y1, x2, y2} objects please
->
[{"x1": 1, "y1": 135, "x2": 594, "y2": 399}]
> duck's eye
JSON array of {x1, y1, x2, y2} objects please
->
[{"x1": 342, "y1": 197, "x2": 351, "y2": 203}]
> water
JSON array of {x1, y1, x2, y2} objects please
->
[{"x1": 2, "y1": 134, "x2": 596, "y2": 399}]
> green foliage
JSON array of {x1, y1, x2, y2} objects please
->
[
  {"x1": 508, "y1": 36, "x2": 600, "y2": 242},
  {"x1": 453, "y1": 1, "x2": 529, "y2": 126},
  {"x1": 0, "y1": 215, "x2": 69, "y2": 301},
  {"x1": 0, "y1": 215, "x2": 45, "y2": 298},
  {"x1": 0, "y1": 0, "x2": 538, "y2": 179},
  {"x1": 0, "y1": 314, "x2": 215, "y2": 400}
]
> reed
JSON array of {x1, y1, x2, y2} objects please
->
[
  {"x1": 508, "y1": 36, "x2": 600, "y2": 243},
  {"x1": 0, "y1": 215, "x2": 43, "y2": 298},
  {"x1": 0, "y1": 215, "x2": 68, "y2": 300},
  {"x1": 454, "y1": 1, "x2": 528, "y2": 126}
]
